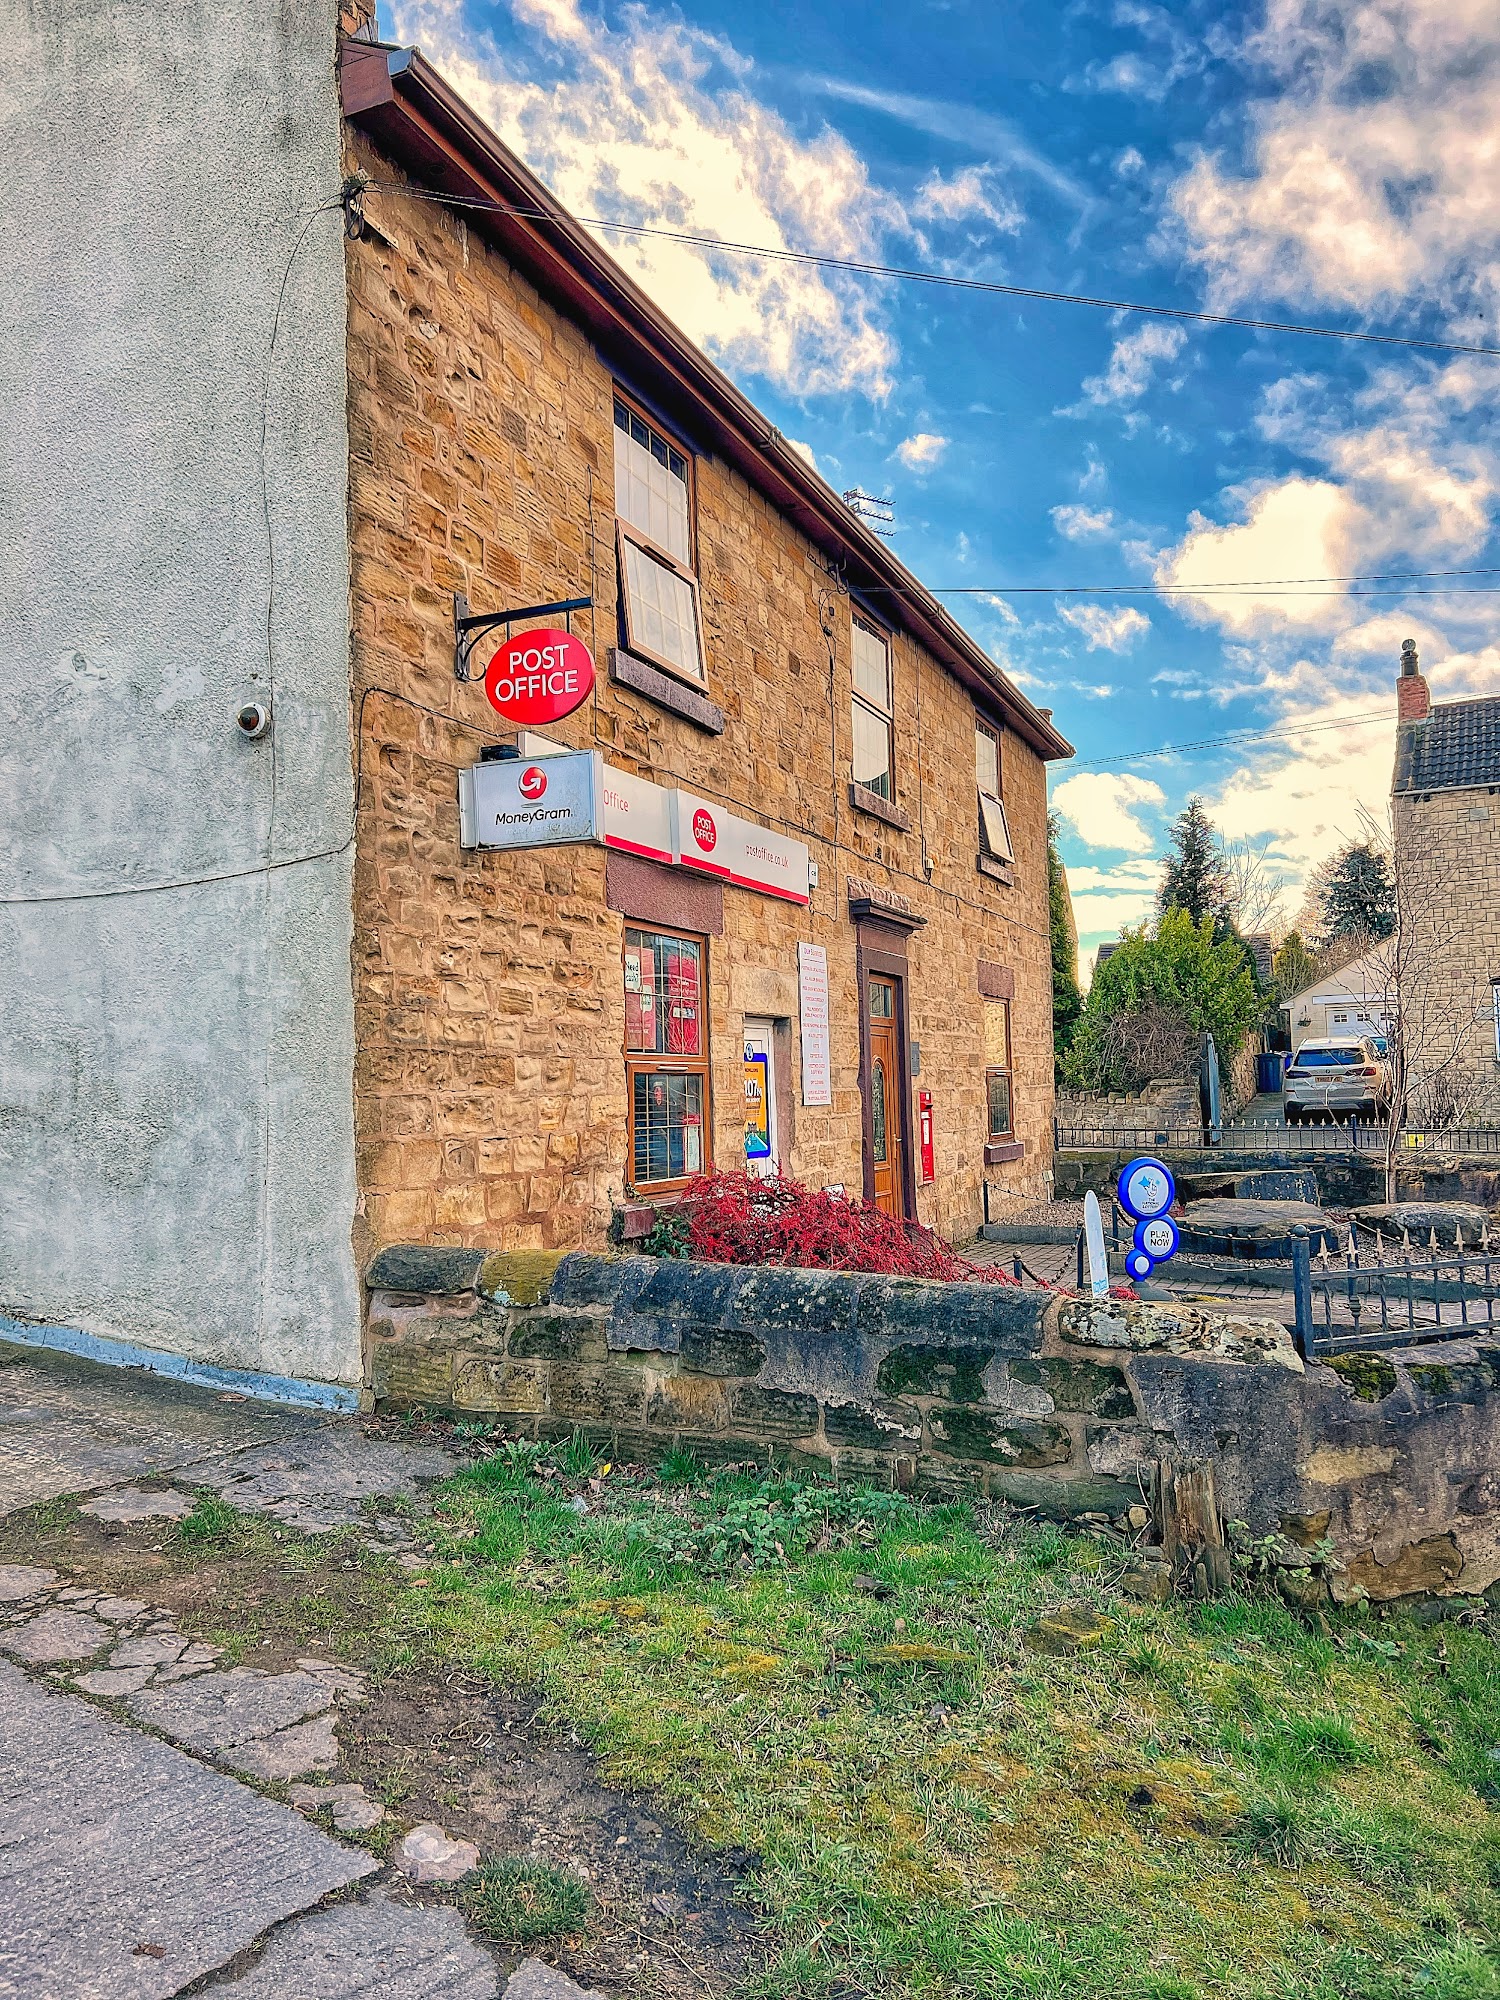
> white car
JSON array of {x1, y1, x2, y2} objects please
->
[{"x1": 1284, "y1": 1037, "x2": 1391, "y2": 1123}]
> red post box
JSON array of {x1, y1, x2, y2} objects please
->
[{"x1": 918, "y1": 1089, "x2": 935, "y2": 1185}]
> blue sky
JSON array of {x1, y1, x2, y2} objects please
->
[{"x1": 382, "y1": 0, "x2": 1500, "y2": 966}]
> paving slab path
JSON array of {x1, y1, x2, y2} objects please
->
[{"x1": 0, "y1": 1341, "x2": 621, "y2": 2000}]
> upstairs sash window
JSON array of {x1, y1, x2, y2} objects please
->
[
  {"x1": 975, "y1": 718, "x2": 1013, "y2": 864},
  {"x1": 614, "y1": 398, "x2": 705, "y2": 683},
  {"x1": 852, "y1": 615, "x2": 894, "y2": 800}
]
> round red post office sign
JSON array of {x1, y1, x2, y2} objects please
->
[{"x1": 483, "y1": 627, "x2": 596, "y2": 724}]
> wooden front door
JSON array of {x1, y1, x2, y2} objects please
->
[{"x1": 867, "y1": 976, "x2": 905, "y2": 1216}]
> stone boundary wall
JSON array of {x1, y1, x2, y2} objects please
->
[
  {"x1": 1056, "y1": 1077, "x2": 1199, "y2": 1135},
  {"x1": 367, "y1": 1248, "x2": 1500, "y2": 1604}
]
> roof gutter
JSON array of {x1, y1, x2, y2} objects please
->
[{"x1": 340, "y1": 40, "x2": 1073, "y2": 763}]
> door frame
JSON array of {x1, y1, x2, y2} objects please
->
[
  {"x1": 741, "y1": 1016, "x2": 779, "y2": 1178},
  {"x1": 857, "y1": 931, "x2": 915, "y2": 1219}
]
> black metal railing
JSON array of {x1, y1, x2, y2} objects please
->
[
  {"x1": 1290, "y1": 1225, "x2": 1500, "y2": 1354},
  {"x1": 1055, "y1": 1118, "x2": 1500, "y2": 1158}
]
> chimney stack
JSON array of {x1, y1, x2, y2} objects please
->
[{"x1": 1397, "y1": 637, "x2": 1430, "y2": 721}]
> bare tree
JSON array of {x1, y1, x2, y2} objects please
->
[{"x1": 1222, "y1": 833, "x2": 1289, "y2": 940}]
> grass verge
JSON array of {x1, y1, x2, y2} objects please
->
[{"x1": 393, "y1": 1444, "x2": 1500, "y2": 2000}]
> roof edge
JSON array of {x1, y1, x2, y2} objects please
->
[{"x1": 340, "y1": 40, "x2": 1073, "y2": 764}]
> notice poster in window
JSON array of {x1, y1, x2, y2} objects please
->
[
  {"x1": 665, "y1": 942, "x2": 701, "y2": 1054},
  {"x1": 797, "y1": 942, "x2": 831, "y2": 1106},
  {"x1": 624, "y1": 952, "x2": 656, "y2": 1053},
  {"x1": 743, "y1": 1050, "x2": 770, "y2": 1159},
  {"x1": 683, "y1": 1110, "x2": 702, "y2": 1174}
]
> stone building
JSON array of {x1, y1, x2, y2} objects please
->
[
  {"x1": 1391, "y1": 640, "x2": 1500, "y2": 1124},
  {"x1": 0, "y1": 7, "x2": 1070, "y2": 1404},
  {"x1": 341, "y1": 35, "x2": 1070, "y2": 1265}
]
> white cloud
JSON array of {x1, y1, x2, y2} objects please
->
[
  {"x1": 1070, "y1": 1, "x2": 1208, "y2": 102},
  {"x1": 1157, "y1": 419, "x2": 1495, "y2": 636},
  {"x1": 800, "y1": 75, "x2": 1088, "y2": 207},
  {"x1": 894, "y1": 432, "x2": 950, "y2": 472},
  {"x1": 390, "y1": 0, "x2": 901, "y2": 396},
  {"x1": 1058, "y1": 603, "x2": 1150, "y2": 652},
  {"x1": 785, "y1": 438, "x2": 820, "y2": 472},
  {"x1": 1052, "y1": 503, "x2": 1116, "y2": 540},
  {"x1": 913, "y1": 165, "x2": 1022, "y2": 234},
  {"x1": 1078, "y1": 323, "x2": 1187, "y2": 407},
  {"x1": 1171, "y1": 0, "x2": 1500, "y2": 320},
  {"x1": 1157, "y1": 477, "x2": 1353, "y2": 632},
  {"x1": 1069, "y1": 680, "x2": 1118, "y2": 698},
  {"x1": 978, "y1": 592, "x2": 1021, "y2": 627},
  {"x1": 1051, "y1": 771, "x2": 1166, "y2": 853}
]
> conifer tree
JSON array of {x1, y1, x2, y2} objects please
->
[
  {"x1": 1314, "y1": 840, "x2": 1397, "y2": 947},
  {"x1": 1157, "y1": 797, "x2": 1234, "y2": 933},
  {"x1": 1047, "y1": 813, "x2": 1082, "y2": 1077}
]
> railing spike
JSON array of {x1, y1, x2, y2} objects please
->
[
  {"x1": 1375, "y1": 1227, "x2": 1386, "y2": 1263},
  {"x1": 1455, "y1": 1223, "x2": 1465, "y2": 1252},
  {"x1": 1402, "y1": 1227, "x2": 1412, "y2": 1253},
  {"x1": 1484, "y1": 1222, "x2": 1492, "y2": 1253},
  {"x1": 1430, "y1": 1227, "x2": 1440, "y2": 1253}
]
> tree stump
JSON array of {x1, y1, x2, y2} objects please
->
[{"x1": 1156, "y1": 1455, "x2": 1231, "y2": 1596}]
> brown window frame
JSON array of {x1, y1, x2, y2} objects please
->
[
  {"x1": 623, "y1": 923, "x2": 713, "y2": 1197},
  {"x1": 975, "y1": 715, "x2": 1014, "y2": 866},
  {"x1": 985, "y1": 999, "x2": 1015, "y2": 1141},
  {"x1": 615, "y1": 521, "x2": 708, "y2": 688},
  {"x1": 851, "y1": 612, "x2": 895, "y2": 803},
  {"x1": 613, "y1": 393, "x2": 707, "y2": 688}
]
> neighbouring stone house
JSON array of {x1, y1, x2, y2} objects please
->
[
  {"x1": 1391, "y1": 641, "x2": 1500, "y2": 1124},
  {"x1": 0, "y1": 5, "x2": 1070, "y2": 1405}
]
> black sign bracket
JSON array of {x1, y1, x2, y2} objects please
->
[{"x1": 453, "y1": 593, "x2": 592, "y2": 683}]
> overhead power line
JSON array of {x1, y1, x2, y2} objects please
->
[
  {"x1": 1057, "y1": 707, "x2": 1397, "y2": 768},
  {"x1": 902, "y1": 564, "x2": 1500, "y2": 597},
  {"x1": 367, "y1": 181, "x2": 1500, "y2": 361}
]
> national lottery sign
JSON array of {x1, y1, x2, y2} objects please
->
[{"x1": 1116, "y1": 1156, "x2": 1179, "y2": 1281}]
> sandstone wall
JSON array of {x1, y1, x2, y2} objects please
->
[
  {"x1": 1394, "y1": 786, "x2": 1500, "y2": 1126},
  {"x1": 368, "y1": 1249, "x2": 1500, "y2": 1603}
]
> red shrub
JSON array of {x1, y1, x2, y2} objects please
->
[{"x1": 672, "y1": 1172, "x2": 1026, "y2": 1286}]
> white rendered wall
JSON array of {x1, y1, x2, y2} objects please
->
[{"x1": 0, "y1": 2, "x2": 360, "y2": 1386}]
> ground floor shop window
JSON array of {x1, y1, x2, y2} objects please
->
[
  {"x1": 624, "y1": 926, "x2": 710, "y2": 1190},
  {"x1": 984, "y1": 998, "x2": 1014, "y2": 1140}
]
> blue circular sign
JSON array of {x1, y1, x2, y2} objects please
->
[
  {"x1": 1117, "y1": 1156, "x2": 1176, "y2": 1222},
  {"x1": 1126, "y1": 1249, "x2": 1155, "y2": 1282},
  {"x1": 1133, "y1": 1213, "x2": 1180, "y2": 1264}
]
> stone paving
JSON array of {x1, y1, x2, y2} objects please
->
[{"x1": 0, "y1": 1342, "x2": 609, "y2": 2000}]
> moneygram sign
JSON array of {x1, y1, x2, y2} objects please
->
[
  {"x1": 458, "y1": 755, "x2": 810, "y2": 905},
  {"x1": 459, "y1": 750, "x2": 602, "y2": 850}
]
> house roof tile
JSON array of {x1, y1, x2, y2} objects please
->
[{"x1": 1394, "y1": 696, "x2": 1500, "y2": 795}]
